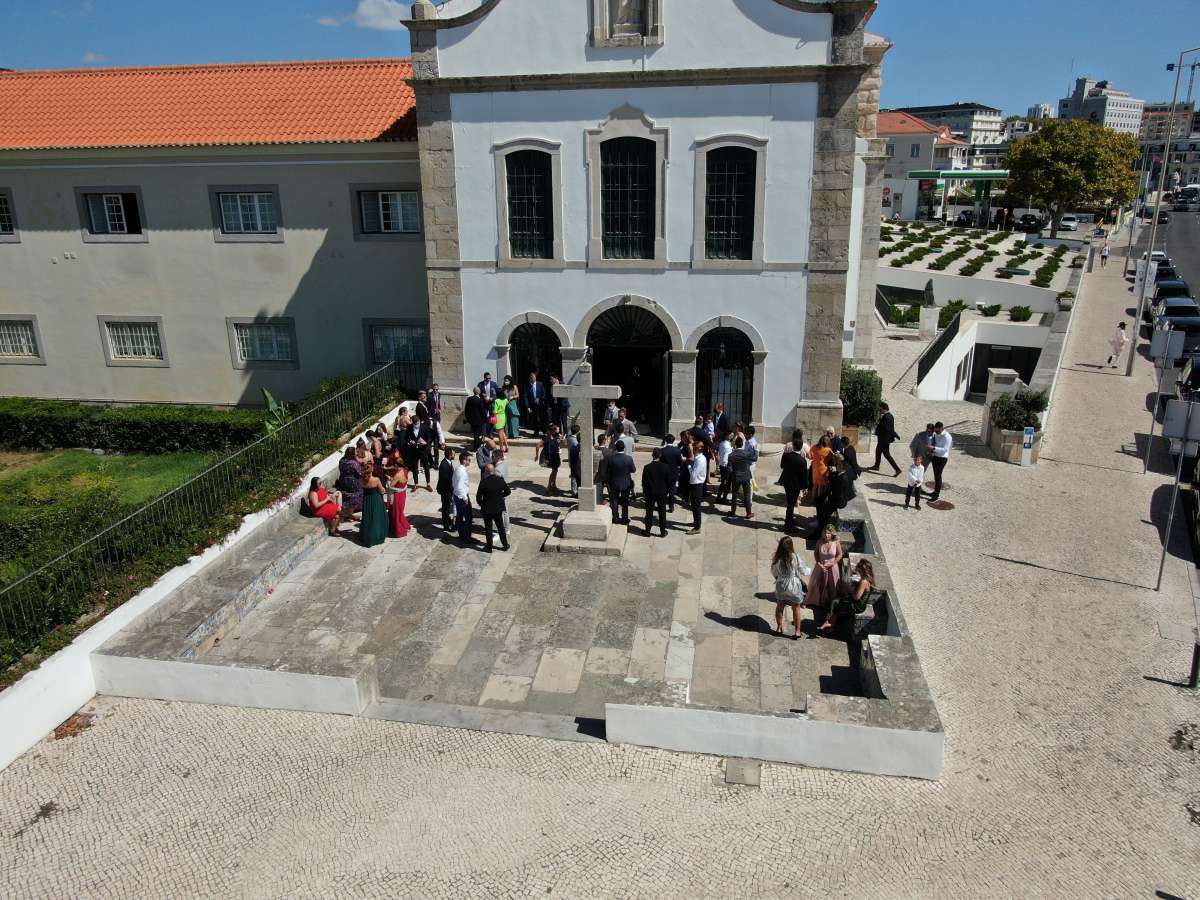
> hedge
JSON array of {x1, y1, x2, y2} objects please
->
[
  {"x1": 840, "y1": 361, "x2": 882, "y2": 428},
  {"x1": 990, "y1": 390, "x2": 1048, "y2": 431},
  {"x1": 0, "y1": 398, "x2": 265, "y2": 454}
]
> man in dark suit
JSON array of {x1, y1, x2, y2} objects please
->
[
  {"x1": 659, "y1": 438, "x2": 682, "y2": 513},
  {"x1": 410, "y1": 416, "x2": 436, "y2": 490},
  {"x1": 427, "y1": 383, "x2": 444, "y2": 426},
  {"x1": 475, "y1": 462, "x2": 511, "y2": 552},
  {"x1": 605, "y1": 445, "x2": 637, "y2": 525},
  {"x1": 712, "y1": 403, "x2": 731, "y2": 439},
  {"x1": 464, "y1": 386, "x2": 487, "y2": 450},
  {"x1": 524, "y1": 371, "x2": 545, "y2": 436},
  {"x1": 548, "y1": 374, "x2": 570, "y2": 435},
  {"x1": 641, "y1": 447, "x2": 671, "y2": 537},
  {"x1": 868, "y1": 401, "x2": 901, "y2": 477},
  {"x1": 413, "y1": 390, "x2": 431, "y2": 424},
  {"x1": 435, "y1": 445, "x2": 455, "y2": 531},
  {"x1": 477, "y1": 372, "x2": 499, "y2": 403},
  {"x1": 778, "y1": 429, "x2": 809, "y2": 534}
]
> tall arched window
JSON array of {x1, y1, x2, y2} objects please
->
[
  {"x1": 505, "y1": 150, "x2": 553, "y2": 259},
  {"x1": 704, "y1": 146, "x2": 756, "y2": 260},
  {"x1": 600, "y1": 136, "x2": 656, "y2": 260}
]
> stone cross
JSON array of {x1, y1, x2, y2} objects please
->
[{"x1": 552, "y1": 362, "x2": 620, "y2": 514}]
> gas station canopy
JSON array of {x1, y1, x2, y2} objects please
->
[{"x1": 905, "y1": 170, "x2": 1009, "y2": 180}]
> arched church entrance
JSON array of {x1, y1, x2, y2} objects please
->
[
  {"x1": 509, "y1": 322, "x2": 563, "y2": 387},
  {"x1": 696, "y1": 327, "x2": 754, "y2": 427},
  {"x1": 586, "y1": 305, "x2": 672, "y2": 436}
]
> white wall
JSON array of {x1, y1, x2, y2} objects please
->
[
  {"x1": 435, "y1": 0, "x2": 832, "y2": 78},
  {"x1": 916, "y1": 319, "x2": 1048, "y2": 401},
  {"x1": 844, "y1": 141, "x2": 866, "y2": 359}
]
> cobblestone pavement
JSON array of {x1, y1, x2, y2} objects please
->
[{"x1": 2, "y1": 241, "x2": 1199, "y2": 897}]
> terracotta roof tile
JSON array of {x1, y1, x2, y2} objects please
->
[
  {"x1": 877, "y1": 111, "x2": 942, "y2": 136},
  {"x1": 0, "y1": 58, "x2": 415, "y2": 151}
]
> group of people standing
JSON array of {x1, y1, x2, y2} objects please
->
[
  {"x1": 463, "y1": 370, "x2": 571, "y2": 450},
  {"x1": 865, "y1": 402, "x2": 953, "y2": 509},
  {"x1": 770, "y1": 530, "x2": 876, "y2": 640}
]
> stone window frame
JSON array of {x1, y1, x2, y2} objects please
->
[
  {"x1": 361, "y1": 318, "x2": 432, "y2": 370},
  {"x1": 0, "y1": 314, "x2": 46, "y2": 366},
  {"x1": 591, "y1": 0, "x2": 664, "y2": 48},
  {"x1": 75, "y1": 186, "x2": 149, "y2": 244},
  {"x1": 97, "y1": 315, "x2": 169, "y2": 368},
  {"x1": 349, "y1": 183, "x2": 424, "y2": 243},
  {"x1": 585, "y1": 105, "x2": 669, "y2": 270},
  {"x1": 0, "y1": 187, "x2": 19, "y2": 244},
  {"x1": 492, "y1": 138, "x2": 564, "y2": 269},
  {"x1": 691, "y1": 134, "x2": 768, "y2": 271},
  {"x1": 225, "y1": 316, "x2": 300, "y2": 371},
  {"x1": 207, "y1": 184, "x2": 284, "y2": 244}
]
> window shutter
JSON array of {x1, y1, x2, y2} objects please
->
[
  {"x1": 360, "y1": 192, "x2": 381, "y2": 233},
  {"x1": 400, "y1": 192, "x2": 420, "y2": 232},
  {"x1": 87, "y1": 194, "x2": 108, "y2": 234},
  {"x1": 121, "y1": 194, "x2": 142, "y2": 234}
]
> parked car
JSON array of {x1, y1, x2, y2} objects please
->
[
  {"x1": 1158, "y1": 210, "x2": 1172, "y2": 224},
  {"x1": 1016, "y1": 213, "x2": 1044, "y2": 232},
  {"x1": 1154, "y1": 264, "x2": 1180, "y2": 283},
  {"x1": 955, "y1": 210, "x2": 975, "y2": 227},
  {"x1": 1154, "y1": 279, "x2": 1193, "y2": 303},
  {"x1": 1147, "y1": 296, "x2": 1200, "y2": 324},
  {"x1": 1176, "y1": 356, "x2": 1200, "y2": 402},
  {"x1": 1173, "y1": 200, "x2": 1191, "y2": 212},
  {"x1": 1058, "y1": 214, "x2": 1079, "y2": 232}
]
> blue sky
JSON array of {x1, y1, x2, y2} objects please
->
[{"x1": 2, "y1": 0, "x2": 1197, "y2": 115}]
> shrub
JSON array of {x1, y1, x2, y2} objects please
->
[
  {"x1": 981, "y1": 304, "x2": 1001, "y2": 317},
  {"x1": 995, "y1": 271, "x2": 1013, "y2": 279},
  {"x1": 0, "y1": 398, "x2": 265, "y2": 454},
  {"x1": 1033, "y1": 242, "x2": 1046, "y2": 249},
  {"x1": 1009, "y1": 305, "x2": 1033, "y2": 321},
  {"x1": 840, "y1": 361, "x2": 882, "y2": 428},
  {"x1": 939, "y1": 299, "x2": 968, "y2": 329},
  {"x1": 990, "y1": 390, "x2": 1048, "y2": 431}
]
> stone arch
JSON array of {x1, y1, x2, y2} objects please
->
[
  {"x1": 573, "y1": 294, "x2": 684, "y2": 351},
  {"x1": 496, "y1": 311, "x2": 571, "y2": 349},
  {"x1": 684, "y1": 316, "x2": 767, "y2": 353}
]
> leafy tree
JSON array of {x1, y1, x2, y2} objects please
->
[{"x1": 1006, "y1": 120, "x2": 1139, "y2": 237}]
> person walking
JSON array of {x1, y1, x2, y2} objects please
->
[
  {"x1": 778, "y1": 429, "x2": 809, "y2": 534},
  {"x1": 452, "y1": 451, "x2": 474, "y2": 544},
  {"x1": 536, "y1": 425, "x2": 563, "y2": 495},
  {"x1": 606, "y1": 441, "x2": 636, "y2": 525},
  {"x1": 464, "y1": 387, "x2": 487, "y2": 450},
  {"x1": 771, "y1": 536, "x2": 809, "y2": 639},
  {"x1": 686, "y1": 438, "x2": 708, "y2": 535},
  {"x1": 641, "y1": 447, "x2": 671, "y2": 537},
  {"x1": 904, "y1": 453, "x2": 925, "y2": 510},
  {"x1": 475, "y1": 462, "x2": 511, "y2": 553},
  {"x1": 1100, "y1": 245, "x2": 1110, "y2": 268},
  {"x1": 436, "y1": 444, "x2": 455, "y2": 532},
  {"x1": 728, "y1": 436, "x2": 754, "y2": 519},
  {"x1": 868, "y1": 402, "x2": 902, "y2": 477},
  {"x1": 928, "y1": 421, "x2": 952, "y2": 502},
  {"x1": 1106, "y1": 322, "x2": 1128, "y2": 368}
]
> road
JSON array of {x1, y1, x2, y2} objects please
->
[{"x1": 1161, "y1": 206, "x2": 1200, "y2": 290}]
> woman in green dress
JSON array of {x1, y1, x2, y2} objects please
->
[
  {"x1": 492, "y1": 396, "x2": 508, "y2": 451},
  {"x1": 359, "y1": 463, "x2": 389, "y2": 548}
]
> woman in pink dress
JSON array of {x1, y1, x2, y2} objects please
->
[
  {"x1": 387, "y1": 459, "x2": 411, "y2": 538},
  {"x1": 805, "y1": 524, "x2": 843, "y2": 613}
]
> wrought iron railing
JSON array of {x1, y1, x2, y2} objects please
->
[
  {"x1": 917, "y1": 311, "x2": 963, "y2": 384},
  {"x1": 0, "y1": 361, "x2": 409, "y2": 671},
  {"x1": 875, "y1": 287, "x2": 893, "y2": 324}
]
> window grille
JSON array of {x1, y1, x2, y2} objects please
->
[
  {"x1": 219, "y1": 192, "x2": 277, "y2": 233},
  {"x1": 370, "y1": 324, "x2": 430, "y2": 365},
  {"x1": 0, "y1": 320, "x2": 37, "y2": 357},
  {"x1": 107, "y1": 322, "x2": 162, "y2": 360},
  {"x1": 0, "y1": 194, "x2": 13, "y2": 234},
  {"x1": 704, "y1": 147, "x2": 756, "y2": 260},
  {"x1": 360, "y1": 191, "x2": 420, "y2": 233},
  {"x1": 234, "y1": 323, "x2": 293, "y2": 362},
  {"x1": 600, "y1": 137, "x2": 655, "y2": 259},
  {"x1": 505, "y1": 150, "x2": 553, "y2": 259},
  {"x1": 85, "y1": 193, "x2": 141, "y2": 234}
]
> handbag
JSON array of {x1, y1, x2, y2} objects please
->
[{"x1": 488, "y1": 414, "x2": 498, "y2": 425}]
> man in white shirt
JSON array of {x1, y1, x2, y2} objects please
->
[
  {"x1": 687, "y1": 441, "x2": 708, "y2": 535},
  {"x1": 452, "y1": 452, "x2": 473, "y2": 543},
  {"x1": 716, "y1": 433, "x2": 733, "y2": 501},
  {"x1": 929, "y1": 421, "x2": 952, "y2": 502}
]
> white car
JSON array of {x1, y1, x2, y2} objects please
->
[{"x1": 1058, "y1": 214, "x2": 1078, "y2": 232}]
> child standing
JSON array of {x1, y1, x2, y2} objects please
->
[{"x1": 905, "y1": 454, "x2": 926, "y2": 510}]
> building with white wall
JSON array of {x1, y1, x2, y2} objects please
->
[
  {"x1": 891, "y1": 102, "x2": 1003, "y2": 145},
  {"x1": 879, "y1": 111, "x2": 966, "y2": 220},
  {"x1": 1027, "y1": 103, "x2": 1054, "y2": 121},
  {"x1": 1058, "y1": 78, "x2": 1144, "y2": 136},
  {"x1": 404, "y1": 0, "x2": 889, "y2": 439}
]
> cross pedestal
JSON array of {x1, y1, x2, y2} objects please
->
[{"x1": 549, "y1": 362, "x2": 621, "y2": 543}]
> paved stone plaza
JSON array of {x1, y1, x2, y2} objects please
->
[{"x1": 2, "y1": 236, "x2": 1199, "y2": 897}]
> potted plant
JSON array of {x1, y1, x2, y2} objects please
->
[
  {"x1": 988, "y1": 390, "x2": 1048, "y2": 463},
  {"x1": 839, "y1": 361, "x2": 882, "y2": 449}
]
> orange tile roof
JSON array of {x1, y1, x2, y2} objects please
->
[
  {"x1": 877, "y1": 111, "x2": 942, "y2": 136},
  {"x1": 0, "y1": 58, "x2": 416, "y2": 151}
]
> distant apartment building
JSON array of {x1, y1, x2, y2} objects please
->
[
  {"x1": 879, "y1": 112, "x2": 968, "y2": 220},
  {"x1": 1140, "y1": 101, "x2": 1197, "y2": 143},
  {"x1": 890, "y1": 102, "x2": 1003, "y2": 145},
  {"x1": 1057, "y1": 78, "x2": 1144, "y2": 135},
  {"x1": 1027, "y1": 103, "x2": 1054, "y2": 121}
]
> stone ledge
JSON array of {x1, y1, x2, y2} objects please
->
[{"x1": 542, "y1": 513, "x2": 628, "y2": 557}]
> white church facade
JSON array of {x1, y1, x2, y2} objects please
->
[{"x1": 406, "y1": 0, "x2": 888, "y2": 440}]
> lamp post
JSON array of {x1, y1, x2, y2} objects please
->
[
  {"x1": 1123, "y1": 141, "x2": 1152, "y2": 267},
  {"x1": 1127, "y1": 45, "x2": 1200, "y2": 377}
]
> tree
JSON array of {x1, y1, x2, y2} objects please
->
[{"x1": 1005, "y1": 119, "x2": 1140, "y2": 237}]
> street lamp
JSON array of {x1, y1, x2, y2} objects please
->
[{"x1": 1126, "y1": 45, "x2": 1200, "y2": 377}]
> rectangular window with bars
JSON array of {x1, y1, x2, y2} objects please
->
[
  {"x1": 370, "y1": 324, "x2": 431, "y2": 365},
  {"x1": 0, "y1": 320, "x2": 38, "y2": 358},
  {"x1": 218, "y1": 192, "x2": 277, "y2": 234},
  {"x1": 600, "y1": 137, "x2": 655, "y2": 260},
  {"x1": 505, "y1": 150, "x2": 554, "y2": 259},
  {"x1": 106, "y1": 321, "x2": 162, "y2": 360},
  {"x1": 359, "y1": 190, "x2": 420, "y2": 234},
  {"x1": 85, "y1": 193, "x2": 142, "y2": 235},
  {"x1": 234, "y1": 323, "x2": 294, "y2": 363},
  {"x1": 704, "y1": 147, "x2": 756, "y2": 260},
  {"x1": 0, "y1": 192, "x2": 14, "y2": 235}
]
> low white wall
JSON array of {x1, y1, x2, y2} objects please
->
[
  {"x1": 0, "y1": 406, "x2": 400, "y2": 772},
  {"x1": 605, "y1": 703, "x2": 944, "y2": 780},
  {"x1": 916, "y1": 320, "x2": 1048, "y2": 401},
  {"x1": 879, "y1": 266, "x2": 1058, "y2": 313}
]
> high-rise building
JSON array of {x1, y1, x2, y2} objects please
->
[
  {"x1": 1057, "y1": 78, "x2": 1144, "y2": 135},
  {"x1": 1027, "y1": 103, "x2": 1054, "y2": 121},
  {"x1": 1140, "y1": 101, "x2": 1196, "y2": 143}
]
